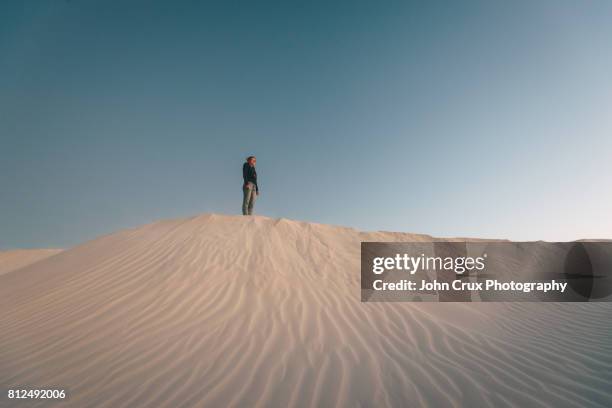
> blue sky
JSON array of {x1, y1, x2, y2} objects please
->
[{"x1": 1, "y1": 0, "x2": 611, "y2": 248}]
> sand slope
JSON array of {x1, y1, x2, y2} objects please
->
[
  {"x1": 0, "y1": 249, "x2": 63, "y2": 276},
  {"x1": 1, "y1": 214, "x2": 611, "y2": 407}
]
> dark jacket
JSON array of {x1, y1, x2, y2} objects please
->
[{"x1": 243, "y1": 162, "x2": 258, "y2": 192}]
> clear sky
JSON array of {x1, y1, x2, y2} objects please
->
[{"x1": 2, "y1": 0, "x2": 611, "y2": 248}]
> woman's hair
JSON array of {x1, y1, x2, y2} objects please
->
[{"x1": 246, "y1": 156, "x2": 256, "y2": 162}]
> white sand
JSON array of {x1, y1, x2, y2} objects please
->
[
  {"x1": 1, "y1": 214, "x2": 611, "y2": 407},
  {"x1": 0, "y1": 249, "x2": 63, "y2": 276}
]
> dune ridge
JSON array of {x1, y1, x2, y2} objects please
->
[
  {"x1": 1, "y1": 214, "x2": 611, "y2": 407},
  {"x1": 0, "y1": 249, "x2": 63, "y2": 276}
]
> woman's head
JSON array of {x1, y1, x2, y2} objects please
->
[{"x1": 246, "y1": 156, "x2": 256, "y2": 165}]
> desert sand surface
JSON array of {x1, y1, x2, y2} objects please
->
[
  {"x1": 0, "y1": 249, "x2": 63, "y2": 276},
  {"x1": 1, "y1": 214, "x2": 611, "y2": 407}
]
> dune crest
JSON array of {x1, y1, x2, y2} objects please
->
[
  {"x1": 1, "y1": 214, "x2": 611, "y2": 407},
  {"x1": 0, "y1": 249, "x2": 63, "y2": 276}
]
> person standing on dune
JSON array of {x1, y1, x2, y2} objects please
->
[{"x1": 242, "y1": 156, "x2": 259, "y2": 215}]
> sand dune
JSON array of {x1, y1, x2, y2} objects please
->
[
  {"x1": 0, "y1": 249, "x2": 63, "y2": 276},
  {"x1": 1, "y1": 214, "x2": 611, "y2": 407}
]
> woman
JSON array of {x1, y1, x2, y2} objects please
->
[{"x1": 242, "y1": 156, "x2": 259, "y2": 215}]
